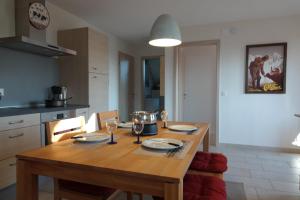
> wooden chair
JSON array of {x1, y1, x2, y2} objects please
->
[
  {"x1": 97, "y1": 110, "x2": 119, "y2": 129},
  {"x1": 46, "y1": 116, "x2": 121, "y2": 200},
  {"x1": 46, "y1": 116, "x2": 86, "y2": 144}
]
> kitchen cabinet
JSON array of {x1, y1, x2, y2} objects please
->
[
  {"x1": 88, "y1": 29, "x2": 108, "y2": 74},
  {"x1": 0, "y1": 113, "x2": 40, "y2": 132},
  {"x1": 75, "y1": 108, "x2": 89, "y2": 123},
  {"x1": 58, "y1": 28, "x2": 108, "y2": 132},
  {"x1": 0, "y1": 157, "x2": 16, "y2": 189},
  {"x1": 0, "y1": 125, "x2": 41, "y2": 160},
  {"x1": 0, "y1": 114, "x2": 41, "y2": 189}
]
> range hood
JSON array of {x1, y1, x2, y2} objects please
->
[{"x1": 0, "y1": 0, "x2": 76, "y2": 57}]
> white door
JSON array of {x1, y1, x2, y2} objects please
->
[{"x1": 180, "y1": 44, "x2": 217, "y2": 142}]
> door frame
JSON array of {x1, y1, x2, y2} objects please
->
[
  {"x1": 118, "y1": 51, "x2": 135, "y2": 120},
  {"x1": 174, "y1": 40, "x2": 220, "y2": 145},
  {"x1": 141, "y1": 55, "x2": 163, "y2": 110}
]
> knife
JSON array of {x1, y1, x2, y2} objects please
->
[
  {"x1": 71, "y1": 136, "x2": 83, "y2": 139},
  {"x1": 151, "y1": 139, "x2": 181, "y2": 147}
]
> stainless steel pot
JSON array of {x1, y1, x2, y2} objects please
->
[
  {"x1": 45, "y1": 97, "x2": 72, "y2": 107},
  {"x1": 132, "y1": 111, "x2": 158, "y2": 124}
]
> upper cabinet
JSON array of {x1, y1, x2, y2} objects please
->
[
  {"x1": 58, "y1": 28, "x2": 109, "y2": 132},
  {"x1": 88, "y1": 29, "x2": 108, "y2": 74}
]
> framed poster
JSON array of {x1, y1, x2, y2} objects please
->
[{"x1": 245, "y1": 43, "x2": 287, "y2": 93}]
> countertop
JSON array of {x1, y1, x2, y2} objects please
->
[{"x1": 0, "y1": 104, "x2": 89, "y2": 117}]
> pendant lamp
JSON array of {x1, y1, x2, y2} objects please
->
[{"x1": 149, "y1": 14, "x2": 182, "y2": 47}]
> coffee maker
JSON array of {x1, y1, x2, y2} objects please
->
[{"x1": 45, "y1": 86, "x2": 70, "y2": 107}]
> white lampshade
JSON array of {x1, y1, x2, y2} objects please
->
[{"x1": 149, "y1": 14, "x2": 182, "y2": 47}]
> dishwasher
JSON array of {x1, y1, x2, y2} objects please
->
[{"x1": 40, "y1": 110, "x2": 76, "y2": 146}]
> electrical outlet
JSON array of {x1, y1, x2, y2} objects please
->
[{"x1": 0, "y1": 89, "x2": 4, "y2": 96}]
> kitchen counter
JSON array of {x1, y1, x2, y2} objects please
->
[{"x1": 0, "y1": 104, "x2": 89, "y2": 117}]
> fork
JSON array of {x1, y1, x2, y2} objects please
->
[{"x1": 167, "y1": 141, "x2": 187, "y2": 157}]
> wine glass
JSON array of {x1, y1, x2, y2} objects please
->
[
  {"x1": 132, "y1": 117, "x2": 144, "y2": 144},
  {"x1": 106, "y1": 118, "x2": 118, "y2": 144},
  {"x1": 161, "y1": 110, "x2": 168, "y2": 128}
]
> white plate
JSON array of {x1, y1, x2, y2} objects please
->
[
  {"x1": 142, "y1": 138, "x2": 183, "y2": 150},
  {"x1": 118, "y1": 122, "x2": 133, "y2": 128},
  {"x1": 74, "y1": 133, "x2": 110, "y2": 143},
  {"x1": 168, "y1": 125, "x2": 198, "y2": 132}
]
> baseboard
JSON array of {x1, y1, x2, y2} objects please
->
[{"x1": 217, "y1": 143, "x2": 300, "y2": 154}]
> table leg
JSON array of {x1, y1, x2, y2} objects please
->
[
  {"x1": 164, "y1": 180, "x2": 183, "y2": 200},
  {"x1": 203, "y1": 128, "x2": 210, "y2": 152},
  {"x1": 16, "y1": 159, "x2": 38, "y2": 200}
]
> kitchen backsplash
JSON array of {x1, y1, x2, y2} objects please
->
[{"x1": 0, "y1": 47, "x2": 59, "y2": 107}]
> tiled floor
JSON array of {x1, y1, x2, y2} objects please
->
[
  {"x1": 36, "y1": 145, "x2": 300, "y2": 200},
  {"x1": 210, "y1": 145, "x2": 300, "y2": 200}
]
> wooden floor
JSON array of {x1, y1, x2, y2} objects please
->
[{"x1": 2, "y1": 145, "x2": 300, "y2": 200}]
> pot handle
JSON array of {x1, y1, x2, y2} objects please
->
[{"x1": 153, "y1": 110, "x2": 160, "y2": 116}]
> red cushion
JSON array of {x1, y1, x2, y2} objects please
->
[
  {"x1": 189, "y1": 152, "x2": 227, "y2": 173},
  {"x1": 153, "y1": 174, "x2": 226, "y2": 200},
  {"x1": 59, "y1": 179, "x2": 115, "y2": 198},
  {"x1": 183, "y1": 174, "x2": 226, "y2": 200}
]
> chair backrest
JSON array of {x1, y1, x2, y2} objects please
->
[
  {"x1": 46, "y1": 116, "x2": 86, "y2": 144},
  {"x1": 97, "y1": 110, "x2": 119, "y2": 129}
]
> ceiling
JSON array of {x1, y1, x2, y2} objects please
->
[{"x1": 48, "y1": 0, "x2": 300, "y2": 43}]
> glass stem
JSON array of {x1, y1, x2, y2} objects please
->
[
  {"x1": 111, "y1": 132, "x2": 114, "y2": 143},
  {"x1": 137, "y1": 134, "x2": 140, "y2": 143}
]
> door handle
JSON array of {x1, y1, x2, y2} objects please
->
[
  {"x1": 183, "y1": 93, "x2": 188, "y2": 100},
  {"x1": 8, "y1": 120, "x2": 24, "y2": 125},
  {"x1": 9, "y1": 163, "x2": 16, "y2": 167},
  {"x1": 9, "y1": 133, "x2": 24, "y2": 139}
]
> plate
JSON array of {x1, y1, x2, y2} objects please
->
[
  {"x1": 73, "y1": 133, "x2": 110, "y2": 143},
  {"x1": 168, "y1": 125, "x2": 198, "y2": 132},
  {"x1": 142, "y1": 138, "x2": 183, "y2": 150},
  {"x1": 118, "y1": 122, "x2": 133, "y2": 128}
]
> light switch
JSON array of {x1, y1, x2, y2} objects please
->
[
  {"x1": 0, "y1": 89, "x2": 4, "y2": 96},
  {"x1": 221, "y1": 91, "x2": 227, "y2": 96}
]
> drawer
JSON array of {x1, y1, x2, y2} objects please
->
[
  {"x1": 0, "y1": 125, "x2": 41, "y2": 160},
  {"x1": 0, "y1": 113, "x2": 40, "y2": 132},
  {"x1": 0, "y1": 157, "x2": 16, "y2": 189}
]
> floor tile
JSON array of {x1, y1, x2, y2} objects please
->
[
  {"x1": 251, "y1": 170, "x2": 299, "y2": 183},
  {"x1": 271, "y1": 181, "x2": 300, "y2": 194},
  {"x1": 244, "y1": 187, "x2": 258, "y2": 200},
  {"x1": 224, "y1": 175, "x2": 273, "y2": 190},
  {"x1": 39, "y1": 191, "x2": 53, "y2": 200},
  {"x1": 225, "y1": 167, "x2": 252, "y2": 177},
  {"x1": 228, "y1": 161, "x2": 263, "y2": 170},
  {"x1": 256, "y1": 188, "x2": 300, "y2": 200}
]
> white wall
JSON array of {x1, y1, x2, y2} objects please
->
[
  {"x1": 0, "y1": 0, "x2": 136, "y2": 111},
  {"x1": 165, "y1": 16, "x2": 300, "y2": 149}
]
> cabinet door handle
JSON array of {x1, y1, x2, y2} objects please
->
[
  {"x1": 9, "y1": 133, "x2": 24, "y2": 139},
  {"x1": 93, "y1": 75, "x2": 98, "y2": 79},
  {"x1": 8, "y1": 120, "x2": 24, "y2": 125},
  {"x1": 93, "y1": 67, "x2": 97, "y2": 70},
  {"x1": 9, "y1": 163, "x2": 16, "y2": 167}
]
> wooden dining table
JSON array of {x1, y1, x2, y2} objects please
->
[{"x1": 16, "y1": 121, "x2": 209, "y2": 200}]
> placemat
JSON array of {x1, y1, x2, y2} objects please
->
[{"x1": 133, "y1": 140, "x2": 193, "y2": 159}]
